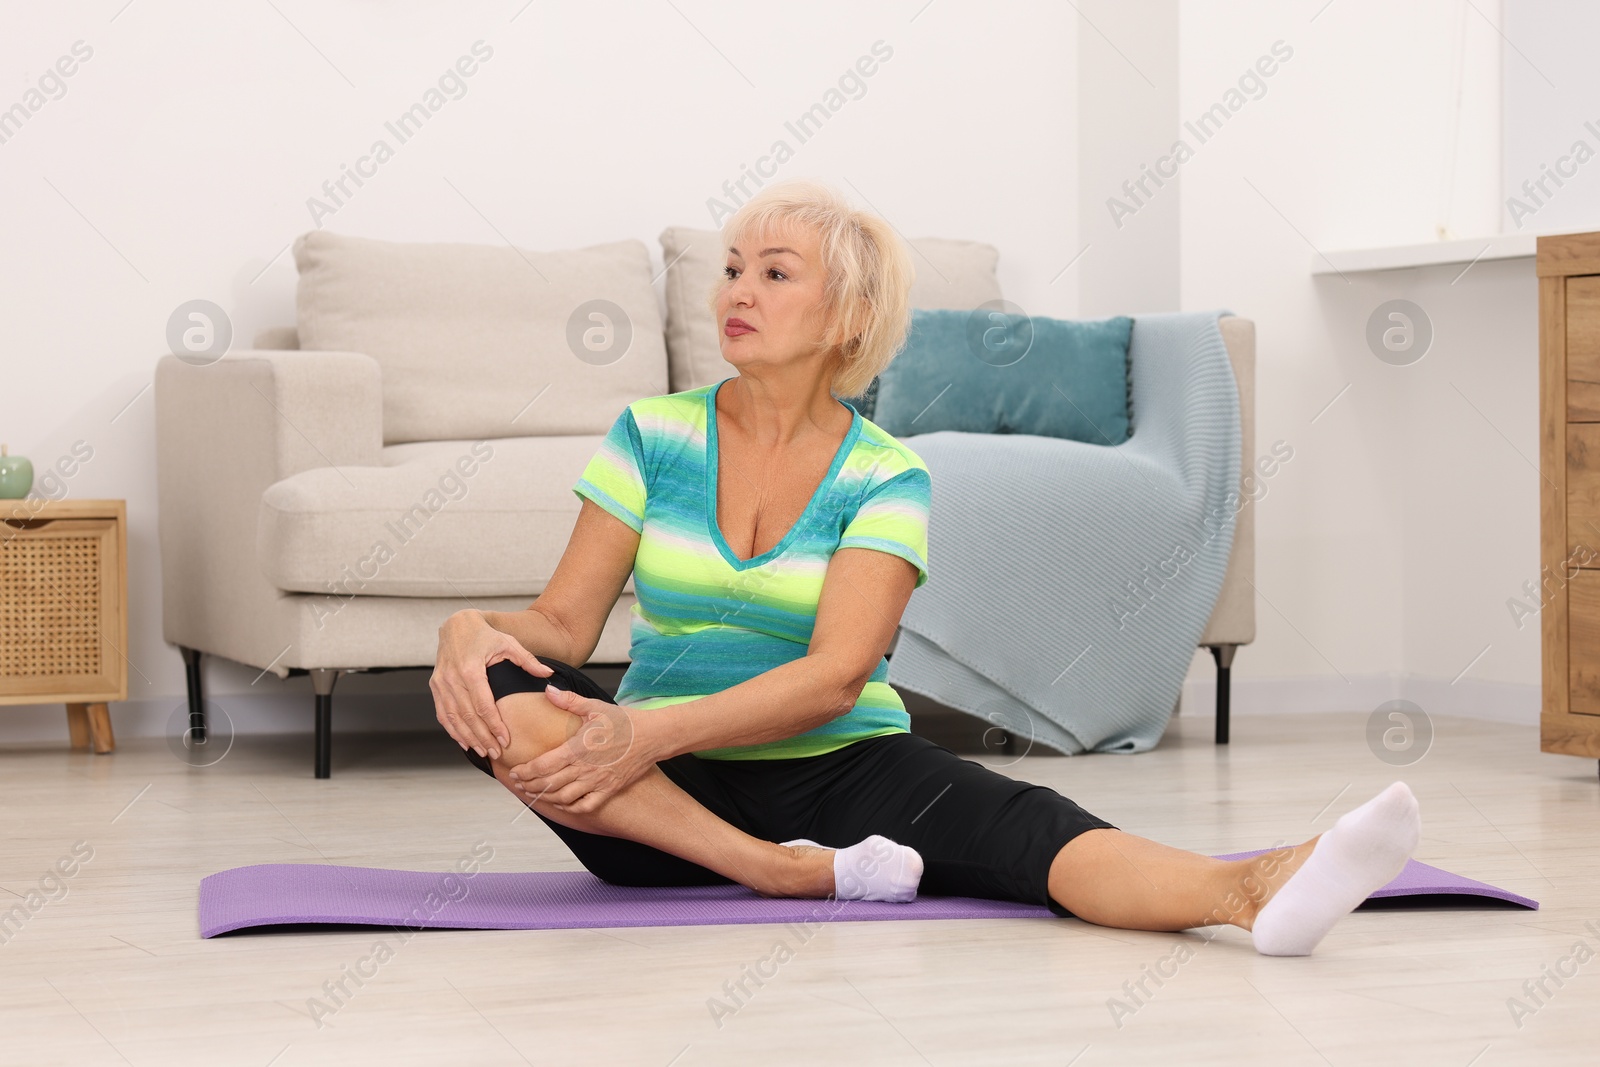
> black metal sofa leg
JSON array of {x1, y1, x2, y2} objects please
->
[
  {"x1": 1208, "y1": 644, "x2": 1236, "y2": 745},
  {"x1": 311, "y1": 669, "x2": 341, "y2": 779},
  {"x1": 179, "y1": 646, "x2": 206, "y2": 743}
]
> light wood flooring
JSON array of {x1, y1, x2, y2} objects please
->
[{"x1": 1, "y1": 710, "x2": 1595, "y2": 1066}]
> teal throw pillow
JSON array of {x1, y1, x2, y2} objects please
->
[{"x1": 860, "y1": 308, "x2": 1133, "y2": 445}]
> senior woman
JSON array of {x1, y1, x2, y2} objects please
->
[{"x1": 431, "y1": 179, "x2": 1422, "y2": 955}]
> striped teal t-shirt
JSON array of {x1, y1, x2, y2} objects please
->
[{"x1": 573, "y1": 376, "x2": 932, "y2": 760}]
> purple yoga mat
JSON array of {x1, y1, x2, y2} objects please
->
[
  {"x1": 1215, "y1": 850, "x2": 1538, "y2": 909},
  {"x1": 198, "y1": 853, "x2": 1536, "y2": 938}
]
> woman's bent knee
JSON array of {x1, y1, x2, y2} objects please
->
[{"x1": 492, "y1": 689, "x2": 580, "y2": 770}]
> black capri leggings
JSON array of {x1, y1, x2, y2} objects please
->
[{"x1": 463, "y1": 657, "x2": 1117, "y2": 914}]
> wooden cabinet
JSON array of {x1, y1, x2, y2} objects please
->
[
  {"x1": 0, "y1": 499, "x2": 127, "y2": 752},
  {"x1": 1539, "y1": 232, "x2": 1600, "y2": 759}
]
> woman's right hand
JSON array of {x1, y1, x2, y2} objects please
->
[{"x1": 430, "y1": 609, "x2": 553, "y2": 760}]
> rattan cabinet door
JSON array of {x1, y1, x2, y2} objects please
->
[{"x1": 0, "y1": 518, "x2": 122, "y2": 700}]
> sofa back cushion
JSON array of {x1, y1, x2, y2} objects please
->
[
  {"x1": 659, "y1": 227, "x2": 1004, "y2": 394},
  {"x1": 870, "y1": 309, "x2": 1134, "y2": 445},
  {"x1": 293, "y1": 231, "x2": 669, "y2": 444}
]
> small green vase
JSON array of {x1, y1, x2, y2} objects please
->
[{"x1": 0, "y1": 444, "x2": 34, "y2": 499}]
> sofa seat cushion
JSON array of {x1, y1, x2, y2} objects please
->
[
  {"x1": 258, "y1": 435, "x2": 622, "y2": 598},
  {"x1": 293, "y1": 231, "x2": 670, "y2": 445}
]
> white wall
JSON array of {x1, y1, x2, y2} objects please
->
[
  {"x1": 0, "y1": 0, "x2": 1079, "y2": 743},
  {"x1": 1174, "y1": 0, "x2": 1550, "y2": 727},
  {"x1": 1501, "y1": 0, "x2": 1600, "y2": 234},
  {"x1": 1076, "y1": 0, "x2": 1180, "y2": 317}
]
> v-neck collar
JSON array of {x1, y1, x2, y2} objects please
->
[{"x1": 704, "y1": 376, "x2": 862, "y2": 571}]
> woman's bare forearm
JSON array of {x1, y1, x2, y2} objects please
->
[
  {"x1": 471, "y1": 606, "x2": 867, "y2": 759},
  {"x1": 637, "y1": 652, "x2": 863, "y2": 760},
  {"x1": 473, "y1": 605, "x2": 581, "y2": 666}
]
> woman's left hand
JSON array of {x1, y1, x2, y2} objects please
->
[{"x1": 506, "y1": 686, "x2": 657, "y2": 814}]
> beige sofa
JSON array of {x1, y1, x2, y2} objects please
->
[{"x1": 154, "y1": 229, "x2": 1254, "y2": 777}]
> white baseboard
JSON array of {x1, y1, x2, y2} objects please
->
[
  {"x1": 0, "y1": 670, "x2": 1540, "y2": 748},
  {"x1": 0, "y1": 691, "x2": 449, "y2": 746},
  {"x1": 1180, "y1": 672, "x2": 1539, "y2": 725}
]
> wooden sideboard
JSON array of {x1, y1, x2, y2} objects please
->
[
  {"x1": 0, "y1": 498, "x2": 127, "y2": 753},
  {"x1": 1539, "y1": 231, "x2": 1600, "y2": 762}
]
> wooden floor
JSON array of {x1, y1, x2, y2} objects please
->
[{"x1": 1, "y1": 710, "x2": 1595, "y2": 1066}]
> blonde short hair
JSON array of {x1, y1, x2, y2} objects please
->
[{"x1": 705, "y1": 178, "x2": 915, "y2": 400}]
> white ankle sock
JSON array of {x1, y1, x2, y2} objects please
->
[
  {"x1": 782, "y1": 835, "x2": 924, "y2": 903},
  {"x1": 1251, "y1": 781, "x2": 1421, "y2": 956}
]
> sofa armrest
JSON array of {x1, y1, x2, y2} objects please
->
[
  {"x1": 154, "y1": 350, "x2": 382, "y2": 661},
  {"x1": 1199, "y1": 316, "x2": 1256, "y2": 647}
]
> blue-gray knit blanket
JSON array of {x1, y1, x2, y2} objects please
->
[{"x1": 888, "y1": 309, "x2": 1241, "y2": 754}]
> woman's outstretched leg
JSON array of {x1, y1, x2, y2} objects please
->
[
  {"x1": 1048, "y1": 782, "x2": 1421, "y2": 954},
  {"x1": 483, "y1": 687, "x2": 835, "y2": 899},
  {"x1": 1046, "y1": 830, "x2": 1314, "y2": 931}
]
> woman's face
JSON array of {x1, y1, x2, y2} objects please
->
[{"x1": 715, "y1": 221, "x2": 831, "y2": 374}]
